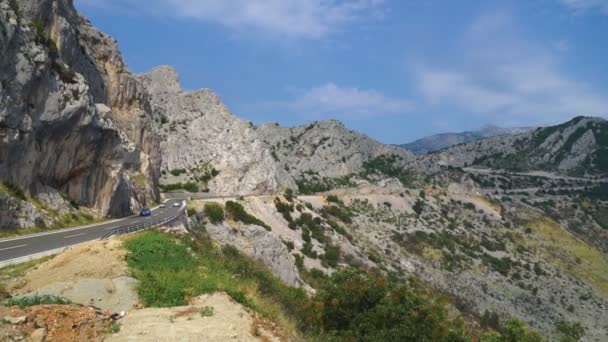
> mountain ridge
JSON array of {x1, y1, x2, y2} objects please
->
[{"x1": 401, "y1": 125, "x2": 533, "y2": 154}]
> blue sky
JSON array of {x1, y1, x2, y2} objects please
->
[{"x1": 75, "y1": 0, "x2": 608, "y2": 144}]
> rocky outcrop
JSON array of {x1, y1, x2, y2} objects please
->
[
  {"x1": 141, "y1": 66, "x2": 416, "y2": 196},
  {"x1": 0, "y1": 0, "x2": 160, "y2": 223},
  {"x1": 204, "y1": 221, "x2": 305, "y2": 288},
  {"x1": 139, "y1": 66, "x2": 291, "y2": 195}
]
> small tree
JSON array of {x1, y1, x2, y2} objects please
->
[
  {"x1": 284, "y1": 188, "x2": 295, "y2": 202},
  {"x1": 203, "y1": 202, "x2": 224, "y2": 224},
  {"x1": 555, "y1": 320, "x2": 586, "y2": 342}
]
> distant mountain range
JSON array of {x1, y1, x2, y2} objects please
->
[{"x1": 400, "y1": 125, "x2": 533, "y2": 154}]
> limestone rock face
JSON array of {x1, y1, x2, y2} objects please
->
[
  {"x1": 204, "y1": 221, "x2": 305, "y2": 288},
  {"x1": 141, "y1": 66, "x2": 416, "y2": 195},
  {"x1": 139, "y1": 66, "x2": 293, "y2": 196},
  {"x1": 0, "y1": 0, "x2": 160, "y2": 222}
]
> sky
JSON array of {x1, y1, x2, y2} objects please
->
[{"x1": 75, "y1": 0, "x2": 608, "y2": 144}]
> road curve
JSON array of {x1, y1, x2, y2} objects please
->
[{"x1": 0, "y1": 199, "x2": 185, "y2": 265}]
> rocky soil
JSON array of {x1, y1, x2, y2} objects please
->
[{"x1": 107, "y1": 292, "x2": 282, "y2": 342}]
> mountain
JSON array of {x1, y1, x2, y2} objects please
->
[
  {"x1": 401, "y1": 125, "x2": 532, "y2": 154},
  {"x1": 140, "y1": 65, "x2": 415, "y2": 196},
  {"x1": 423, "y1": 116, "x2": 608, "y2": 176},
  {"x1": 0, "y1": 0, "x2": 160, "y2": 228},
  {"x1": 1, "y1": 1, "x2": 607, "y2": 341}
]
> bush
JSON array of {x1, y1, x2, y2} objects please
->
[
  {"x1": 479, "y1": 318, "x2": 544, "y2": 342},
  {"x1": 3, "y1": 180, "x2": 26, "y2": 200},
  {"x1": 326, "y1": 195, "x2": 341, "y2": 204},
  {"x1": 413, "y1": 199, "x2": 425, "y2": 216},
  {"x1": 555, "y1": 320, "x2": 586, "y2": 342},
  {"x1": 182, "y1": 182, "x2": 199, "y2": 192},
  {"x1": 169, "y1": 168, "x2": 187, "y2": 176},
  {"x1": 203, "y1": 202, "x2": 224, "y2": 224},
  {"x1": 5, "y1": 294, "x2": 71, "y2": 308},
  {"x1": 283, "y1": 188, "x2": 295, "y2": 202},
  {"x1": 158, "y1": 182, "x2": 198, "y2": 192},
  {"x1": 322, "y1": 244, "x2": 340, "y2": 268},
  {"x1": 225, "y1": 201, "x2": 271, "y2": 231},
  {"x1": 321, "y1": 205, "x2": 353, "y2": 224},
  {"x1": 274, "y1": 198, "x2": 294, "y2": 223},
  {"x1": 302, "y1": 268, "x2": 470, "y2": 341}
]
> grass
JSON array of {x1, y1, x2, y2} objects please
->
[
  {"x1": 4, "y1": 294, "x2": 71, "y2": 308},
  {"x1": 123, "y1": 231, "x2": 307, "y2": 337},
  {"x1": 522, "y1": 215, "x2": 608, "y2": 296},
  {"x1": 105, "y1": 321, "x2": 121, "y2": 334}
]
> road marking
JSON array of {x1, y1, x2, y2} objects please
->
[
  {"x1": 0, "y1": 244, "x2": 27, "y2": 251},
  {"x1": 64, "y1": 233, "x2": 87, "y2": 239}
]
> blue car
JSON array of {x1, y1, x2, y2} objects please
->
[{"x1": 139, "y1": 208, "x2": 151, "y2": 217}]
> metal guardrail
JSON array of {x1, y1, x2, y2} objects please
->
[{"x1": 101, "y1": 203, "x2": 187, "y2": 239}]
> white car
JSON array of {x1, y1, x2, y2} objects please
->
[
  {"x1": 173, "y1": 201, "x2": 181, "y2": 207},
  {"x1": 159, "y1": 203, "x2": 166, "y2": 208}
]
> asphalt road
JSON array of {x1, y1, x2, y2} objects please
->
[{"x1": 0, "y1": 199, "x2": 184, "y2": 264}]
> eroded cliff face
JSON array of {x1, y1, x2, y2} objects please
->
[
  {"x1": 139, "y1": 66, "x2": 291, "y2": 196},
  {"x1": 0, "y1": 0, "x2": 160, "y2": 221},
  {"x1": 141, "y1": 66, "x2": 416, "y2": 196}
]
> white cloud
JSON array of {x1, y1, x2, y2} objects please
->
[
  {"x1": 558, "y1": 0, "x2": 608, "y2": 14},
  {"x1": 288, "y1": 83, "x2": 411, "y2": 118},
  {"x1": 414, "y1": 12, "x2": 608, "y2": 123},
  {"x1": 77, "y1": 0, "x2": 386, "y2": 39}
]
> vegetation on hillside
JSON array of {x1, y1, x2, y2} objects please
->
[
  {"x1": 123, "y1": 231, "x2": 554, "y2": 341},
  {"x1": 225, "y1": 201, "x2": 271, "y2": 231}
]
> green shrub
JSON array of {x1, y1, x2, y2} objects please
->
[
  {"x1": 225, "y1": 201, "x2": 271, "y2": 231},
  {"x1": 321, "y1": 205, "x2": 353, "y2": 224},
  {"x1": 200, "y1": 306, "x2": 215, "y2": 317},
  {"x1": 5, "y1": 294, "x2": 71, "y2": 308},
  {"x1": 169, "y1": 168, "x2": 187, "y2": 176},
  {"x1": 158, "y1": 182, "x2": 199, "y2": 192},
  {"x1": 283, "y1": 188, "x2": 295, "y2": 202},
  {"x1": 555, "y1": 320, "x2": 586, "y2": 342},
  {"x1": 326, "y1": 195, "x2": 341, "y2": 203},
  {"x1": 479, "y1": 318, "x2": 544, "y2": 342},
  {"x1": 274, "y1": 198, "x2": 294, "y2": 222},
  {"x1": 413, "y1": 199, "x2": 425, "y2": 216},
  {"x1": 54, "y1": 62, "x2": 76, "y2": 83},
  {"x1": 2, "y1": 180, "x2": 26, "y2": 200},
  {"x1": 302, "y1": 268, "x2": 470, "y2": 341},
  {"x1": 322, "y1": 244, "x2": 340, "y2": 268},
  {"x1": 182, "y1": 182, "x2": 199, "y2": 192},
  {"x1": 203, "y1": 202, "x2": 224, "y2": 224}
]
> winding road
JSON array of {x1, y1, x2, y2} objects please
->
[{"x1": 0, "y1": 199, "x2": 185, "y2": 266}]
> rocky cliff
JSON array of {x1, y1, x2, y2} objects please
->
[
  {"x1": 0, "y1": 0, "x2": 160, "y2": 226},
  {"x1": 141, "y1": 66, "x2": 415, "y2": 196}
]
